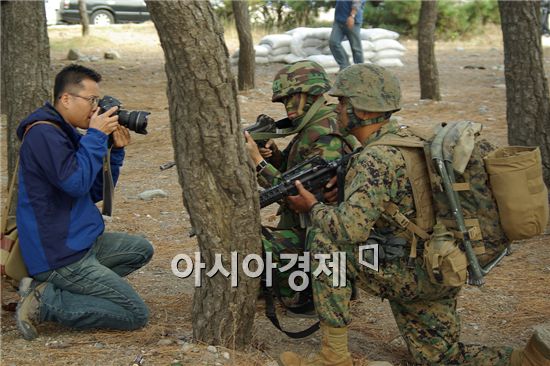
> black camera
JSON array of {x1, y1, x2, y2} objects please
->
[{"x1": 98, "y1": 95, "x2": 150, "y2": 135}]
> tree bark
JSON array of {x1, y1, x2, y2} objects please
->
[
  {"x1": 418, "y1": 0, "x2": 441, "y2": 101},
  {"x1": 232, "y1": 0, "x2": 255, "y2": 90},
  {"x1": 499, "y1": 1, "x2": 550, "y2": 185},
  {"x1": 79, "y1": 0, "x2": 90, "y2": 36},
  {"x1": 146, "y1": 0, "x2": 261, "y2": 349},
  {"x1": 1, "y1": 1, "x2": 51, "y2": 184}
]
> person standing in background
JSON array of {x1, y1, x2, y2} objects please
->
[{"x1": 329, "y1": 0, "x2": 367, "y2": 71}]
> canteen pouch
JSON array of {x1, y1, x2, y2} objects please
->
[{"x1": 423, "y1": 223, "x2": 468, "y2": 287}]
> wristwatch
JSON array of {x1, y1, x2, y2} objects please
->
[{"x1": 256, "y1": 159, "x2": 268, "y2": 173}]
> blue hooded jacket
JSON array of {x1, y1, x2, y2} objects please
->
[
  {"x1": 16, "y1": 102, "x2": 125, "y2": 275},
  {"x1": 335, "y1": 0, "x2": 366, "y2": 25}
]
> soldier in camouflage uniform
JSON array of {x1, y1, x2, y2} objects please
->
[
  {"x1": 279, "y1": 64, "x2": 550, "y2": 366},
  {"x1": 244, "y1": 61, "x2": 359, "y2": 304}
]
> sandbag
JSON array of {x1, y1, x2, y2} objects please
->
[
  {"x1": 484, "y1": 146, "x2": 549, "y2": 240},
  {"x1": 307, "y1": 54, "x2": 339, "y2": 68},
  {"x1": 373, "y1": 38, "x2": 407, "y2": 52},
  {"x1": 374, "y1": 58, "x2": 404, "y2": 67},
  {"x1": 269, "y1": 54, "x2": 288, "y2": 63},
  {"x1": 271, "y1": 46, "x2": 291, "y2": 56},
  {"x1": 284, "y1": 54, "x2": 305, "y2": 64},
  {"x1": 361, "y1": 28, "x2": 399, "y2": 41},
  {"x1": 372, "y1": 49, "x2": 405, "y2": 61},
  {"x1": 259, "y1": 34, "x2": 293, "y2": 49}
]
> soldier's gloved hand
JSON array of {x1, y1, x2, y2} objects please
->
[{"x1": 256, "y1": 114, "x2": 275, "y2": 125}]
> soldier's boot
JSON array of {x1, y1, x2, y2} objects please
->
[
  {"x1": 16, "y1": 277, "x2": 47, "y2": 341},
  {"x1": 510, "y1": 324, "x2": 550, "y2": 366},
  {"x1": 278, "y1": 323, "x2": 393, "y2": 366}
]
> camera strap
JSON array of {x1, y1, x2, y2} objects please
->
[{"x1": 101, "y1": 147, "x2": 114, "y2": 216}]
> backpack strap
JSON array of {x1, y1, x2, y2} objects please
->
[{"x1": 2, "y1": 121, "x2": 61, "y2": 232}]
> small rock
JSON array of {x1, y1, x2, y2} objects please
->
[
  {"x1": 89, "y1": 56, "x2": 100, "y2": 62},
  {"x1": 237, "y1": 95, "x2": 249, "y2": 103},
  {"x1": 102, "y1": 215, "x2": 113, "y2": 222},
  {"x1": 67, "y1": 49, "x2": 82, "y2": 60},
  {"x1": 486, "y1": 117, "x2": 496, "y2": 122},
  {"x1": 119, "y1": 66, "x2": 127, "y2": 70},
  {"x1": 94, "y1": 342, "x2": 105, "y2": 349},
  {"x1": 207, "y1": 345, "x2": 218, "y2": 353},
  {"x1": 46, "y1": 340, "x2": 71, "y2": 349},
  {"x1": 157, "y1": 338, "x2": 174, "y2": 346},
  {"x1": 138, "y1": 189, "x2": 168, "y2": 200},
  {"x1": 265, "y1": 361, "x2": 279, "y2": 366},
  {"x1": 455, "y1": 47, "x2": 465, "y2": 52},
  {"x1": 492, "y1": 84, "x2": 506, "y2": 89},
  {"x1": 181, "y1": 342, "x2": 193, "y2": 353},
  {"x1": 222, "y1": 352, "x2": 230, "y2": 360},
  {"x1": 104, "y1": 50, "x2": 121, "y2": 60},
  {"x1": 478, "y1": 105, "x2": 489, "y2": 114}
]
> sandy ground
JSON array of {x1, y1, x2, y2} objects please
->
[{"x1": 1, "y1": 22, "x2": 550, "y2": 365}]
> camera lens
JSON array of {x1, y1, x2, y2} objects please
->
[{"x1": 118, "y1": 110, "x2": 150, "y2": 135}]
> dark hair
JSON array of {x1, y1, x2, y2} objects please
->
[{"x1": 53, "y1": 64, "x2": 102, "y2": 101}]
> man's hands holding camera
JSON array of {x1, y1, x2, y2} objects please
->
[
  {"x1": 90, "y1": 106, "x2": 119, "y2": 135},
  {"x1": 89, "y1": 106, "x2": 131, "y2": 148}
]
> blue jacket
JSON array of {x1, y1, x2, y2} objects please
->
[
  {"x1": 16, "y1": 102, "x2": 125, "y2": 275},
  {"x1": 335, "y1": 0, "x2": 366, "y2": 25}
]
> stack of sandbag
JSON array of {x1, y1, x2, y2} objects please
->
[
  {"x1": 229, "y1": 27, "x2": 406, "y2": 71},
  {"x1": 230, "y1": 44, "x2": 271, "y2": 65},
  {"x1": 362, "y1": 28, "x2": 406, "y2": 68},
  {"x1": 259, "y1": 34, "x2": 293, "y2": 63}
]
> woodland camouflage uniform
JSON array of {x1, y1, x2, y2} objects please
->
[
  {"x1": 259, "y1": 61, "x2": 359, "y2": 300},
  {"x1": 306, "y1": 64, "x2": 515, "y2": 365}
]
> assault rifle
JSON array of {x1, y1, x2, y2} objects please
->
[
  {"x1": 244, "y1": 115, "x2": 292, "y2": 148},
  {"x1": 259, "y1": 152, "x2": 359, "y2": 209}
]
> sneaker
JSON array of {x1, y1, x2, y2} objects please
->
[{"x1": 16, "y1": 277, "x2": 46, "y2": 341}]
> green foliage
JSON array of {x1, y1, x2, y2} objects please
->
[
  {"x1": 212, "y1": 0, "x2": 333, "y2": 32},
  {"x1": 363, "y1": 0, "x2": 500, "y2": 40}
]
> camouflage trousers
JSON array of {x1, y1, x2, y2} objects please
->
[
  {"x1": 309, "y1": 229, "x2": 514, "y2": 365},
  {"x1": 261, "y1": 227, "x2": 306, "y2": 300}
]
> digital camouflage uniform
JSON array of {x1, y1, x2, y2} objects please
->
[
  {"x1": 259, "y1": 61, "x2": 360, "y2": 300},
  {"x1": 306, "y1": 65, "x2": 514, "y2": 365}
]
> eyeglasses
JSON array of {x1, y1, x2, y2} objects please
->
[{"x1": 69, "y1": 93, "x2": 100, "y2": 108}]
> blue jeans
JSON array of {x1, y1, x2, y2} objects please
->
[
  {"x1": 33, "y1": 232, "x2": 153, "y2": 331},
  {"x1": 329, "y1": 21, "x2": 364, "y2": 70}
]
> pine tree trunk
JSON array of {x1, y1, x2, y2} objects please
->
[
  {"x1": 146, "y1": 0, "x2": 261, "y2": 349},
  {"x1": 1, "y1": 1, "x2": 51, "y2": 183},
  {"x1": 232, "y1": 0, "x2": 255, "y2": 90},
  {"x1": 499, "y1": 0, "x2": 550, "y2": 185},
  {"x1": 418, "y1": 0, "x2": 441, "y2": 101}
]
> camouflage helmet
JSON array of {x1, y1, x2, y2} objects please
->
[
  {"x1": 329, "y1": 64, "x2": 401, "y2": 112},
  {"x1": 271, "y1": 61, "x2": 331, "y2": 102}
]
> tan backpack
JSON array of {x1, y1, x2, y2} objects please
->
[{"x1": 370, "y1": 121, "x2": 548, "y2": 286}]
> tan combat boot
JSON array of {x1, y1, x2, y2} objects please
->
[
  {"x1": 277, "y1": 323, "x2": 393, "y2": 366},
  {"x1": 510, "y1": 324, "x2": 550, "y2": 366}
]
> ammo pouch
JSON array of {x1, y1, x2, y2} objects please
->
[
  {"x1": 423, "y1": 223, "x2": 468, "y2": 287},
  {"x1": 484, "y1": 146, "x2": 549, "y2": 241}
]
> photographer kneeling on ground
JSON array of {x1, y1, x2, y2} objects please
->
[{"x1": 15, "y1": 64, "x2": 154, "y2": 340}]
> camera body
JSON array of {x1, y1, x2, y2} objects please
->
[{"x1": 98, "y1": 95, "x2": 150, "y2": 135}]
